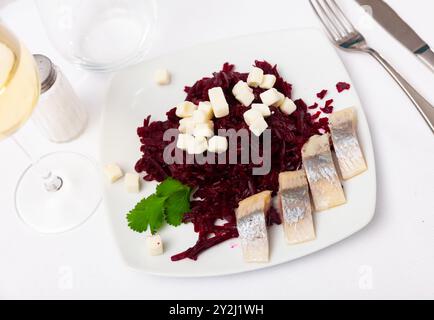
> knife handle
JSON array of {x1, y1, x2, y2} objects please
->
[{"x1": 367, "y1": 48, "x2": 434, "y2": 134}]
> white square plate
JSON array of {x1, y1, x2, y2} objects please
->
[{"x1": 100, "y1": 28, "x2": 376, "y2": 277}]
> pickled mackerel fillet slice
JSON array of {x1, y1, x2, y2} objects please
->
[
  {"x1": 302, "y1": 134, "x2": 346, "y2": 211},
  {"x1": 329, "y1": 107, "x2": 367, "y2": 180},
  {"x1": 278, "y1": 171, "x2": 315, "y2": 244},
  {"x1": 236, "y1": 191, "x2": 272, "y2": 263}
]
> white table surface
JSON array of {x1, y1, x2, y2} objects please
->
[{"x1": 0, "y1": 0, "x2": 433, "y2": 300}]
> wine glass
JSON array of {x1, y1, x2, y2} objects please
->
[
  {"x1": 0, "y1": 24, "x2": 101, "y2": 234},
  {"x1": 35, "y1": 0, "x2": 157, "y2": 72}
]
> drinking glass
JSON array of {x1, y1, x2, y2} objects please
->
[
  {"x1": 0, "y1": 24, "x2": 101, "y2": 234},
  {"x1": 35, "y1": 0, "x2": 157, "y2": 71}
]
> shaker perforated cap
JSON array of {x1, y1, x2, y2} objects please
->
[{"x1": 33, "y1": 54, "x2": 57, "y2": 94}]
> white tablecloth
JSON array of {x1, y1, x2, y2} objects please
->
[{"x1": 1, "y1": 0, "x2": 433, "y2": 299}]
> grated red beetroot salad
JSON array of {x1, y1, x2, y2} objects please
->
[
  {"x1": 135, "y1": 61, "x2": 330, "y2": 261},
  {"x1": 336, "y1": 82, "x2": 351, "y2": 93},
  {"x1": 316, "y1": 89, "x2": 328, "y2": 100},
  {"x1": 321, "y1": 99, "x2": 334, "y2": 114}
]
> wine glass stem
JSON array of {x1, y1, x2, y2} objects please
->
[{"x1": 11, "y1": 136, "x2": 63, "y2": 192}]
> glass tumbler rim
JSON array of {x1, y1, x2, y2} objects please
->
[{"x1": 35, "y1": 0, "x2": 158, "y2": 72}]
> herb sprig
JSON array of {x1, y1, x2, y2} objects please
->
[{"x1": 127, "y1": 178, "x2": 191, "y2": 234}]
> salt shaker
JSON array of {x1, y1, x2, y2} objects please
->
[{"x1": 32, "y1": 54, "x2": 87, "y2": 143}]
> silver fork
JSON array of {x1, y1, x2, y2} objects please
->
[{"x1": 310, "y1": 0, "x2": 434, "y2": 134}]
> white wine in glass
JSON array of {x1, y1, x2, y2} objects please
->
[
  {"x1": 0, "y1": 24, "x2": 101, "y2": 234},
  {"x1": 0, "y1": 26, "x2": 39, "y2": 139}
]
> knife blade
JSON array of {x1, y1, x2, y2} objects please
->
[{"x1": 356, "y1": 0, "x2": 434, "y2": 72}]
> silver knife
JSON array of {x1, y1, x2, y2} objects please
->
[{"x1": 356, "y1": 0, "x2": 434, "y2": 72}]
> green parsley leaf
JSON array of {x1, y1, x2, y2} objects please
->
[
  {"x1": 126, "y1": 194, "x2": 167, "y2": 234},
  {"x1": 126, "y1": 178, "x2": 192, "y2": 234},
  {"x1": 165, "y1": 188, "x2": 191, "y2": 227},
  {"x1": 156, "y1": 177, "x2": 189, "y2": 197}
]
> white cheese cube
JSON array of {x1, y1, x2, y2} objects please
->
[
  {"x1": 232, "y1": 80, "x2": 252, "y2": 97},
  {"x1": 247, "y1": 67, "x2": 264, "y2": 88},
  {"x1": 193, "y1": 122, "x2": 214, "y2": 138},
  {"x1": 198, "y1": 101, "x2": 214, "y2": 120},
  {"x1": 249, "y1": 117, "x2": 268, "y2": 137},
  {"x1": 154, "y1": 69, "x2": 171, "y2": 85},
  {"x1": 235, "y1": 88, "x2": 255, "y2": 107},
  {"x1": 209, "y1": 87, "x2": 229, "y2": 118},
  {"x1": 259, "y1": 74, "x2": 277, "y2": 89},
  {"x1": 280, "y1": 98, "x2": 297, "y2": 115},
  {"x1": 177, "y1": 133, "x2": 195, "y2": 150},
  {"x1": 208, "y1": 136, "x2": 228, "y2": 153},
  {"x1": 192, "y1": 109, "x2": 209, "y2": 124},
  {"x1": 176, "y1": 101, "x2": 197, "y2": 118},
  {"x1": 273, "y1": 92, "x2": 285, "y2": 107},
  {"x1": 260, "y1": 88, "x2": 281, "y2": 106},
  {"x1": 125, "y1": 172, "x2": 140, "y2": 193},
  {"x1": 146, "y1": 234, "x2": 164, "y2": 256},
  {"x1": 187, "y1": 136, "x2": 208, "y2": 155},
  {"x1": 178, "y1": 117, "x2": 195, "y2": 134},
  {"x1": 243, "y1": 109, "x2": 263, "y2": 126},
  {"x1": 104, "y1": 164, "x2": 124, "y2": 183},
  {"x1": 251, "y1": 103, "x2": 271, "y2": 117}
]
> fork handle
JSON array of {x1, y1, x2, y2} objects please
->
[
  {"x1": 366, "y1": 48, "x2": 434, "y2": 134},
  {"x1": 367, "y1": 48, "x2": 434, "y2": 133}
]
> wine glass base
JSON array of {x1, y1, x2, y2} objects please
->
[{"x1": 15, "y1": 152, "x2": 102, "y2": 234}]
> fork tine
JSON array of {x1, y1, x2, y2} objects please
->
[
  {"x1": 309, "y1": 0, "x2": 341, "y2": 41},
  {"x1": 329, "y1": 0, "x2": 357, "y2": 33},
  {"x1": 322, "y1": 0, "x2": 351, "y2": 36}
]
